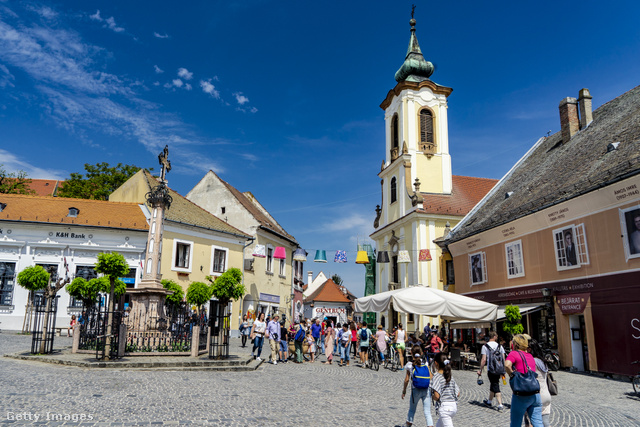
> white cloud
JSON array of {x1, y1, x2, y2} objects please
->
[
  {"x1": 0, "y1": 3, "x2": 223, "y2": 172},
  {"x1": 89, "y1": 10, "x2": 124, "y2": 33},
  {"x1": 323, "y1": 212, "x2": 370, "y2": 233},
  {"x1": 241, "y1": 153, "x2": 258, "y2": 162},
  {"x1": 153, "y1": 81, "x2": 160, "y2": 86},
  {"x1": 153, "y1": 32, "x2": 169, "y2": 39},
  {"x1": 172, "y1": 78, "x2": 183, "y2": 88},
  {"x1": 185, "y1": 83, "x2": 192, "y2": 91},
  {"x1": 0, "y1": 148, "x2": 66, "y2": 179},
  {"x1": 0, "y1": 64, "x2": 15, "y2": 88},
  {"x1": 233, "y1": 92, "x2": 249, "y2": 105},
  {"x1": 200, "y1": 79, "x2": 220, "y2": 99},
  {"x1": 26, "y1": 4, "x2": 58, "y2": 20},
  {"x1": 177, "y1": 67, "x2": 193, "y2": 80},
  {"x1": 154, "y1": 65, "x2": 164, "y2": 74}
]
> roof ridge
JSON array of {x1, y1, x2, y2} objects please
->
[{"x1": 0, "y1": 193, "x2": 141, "y2": 206}]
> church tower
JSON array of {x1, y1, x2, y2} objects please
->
[{"x1": 378, "y1": 14, "x2": 453, "y2": 228}]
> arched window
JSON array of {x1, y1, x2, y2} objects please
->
[
  {"x1": 419, "y1": 109, "x2": 435, "y2": 155},
  {"x1": 390, "y1": 177, "x2": 397, "y2": 203},
  {"x1": 392, "y1": 114, "x2": 399, "y2": 149}
]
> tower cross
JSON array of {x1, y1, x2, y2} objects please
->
[
  {"x1": 411, "y1": 4, "x2": 416, "y2": 19},
  {"x1": 158, "y1": 145, "x2": 171, "y2": 182}
]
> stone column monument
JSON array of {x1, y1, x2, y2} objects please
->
[{"x1": 128, "y1": 146, "x2": 173, "y2": 331}]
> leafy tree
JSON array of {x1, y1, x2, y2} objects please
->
[
  {"x1": 17, "y1": 265, "x2": 50, "y2": 292},
  {"x1": 67, "y1": 276, "x2": 125, "y2": 308},
  {"x1": 0, "y1": 165, "x2": 35, "y2": 195},
  {"x1": 503, "y1": 305, "x2": 524, "y2": 337},
  {"x1": 331, "y1": 274, "x2": 343, "y2": 286},
  {"x1": 162, "y1": 279, "x2": 184, "y2": 306},
  {"x1": 186, "y1": 281, "x2": 212, "y2": 314},
  {"x1": 207, "y1": 268, "x2": 244, "y2": 304},
  {"x1": 57, "y1": 162, "x2": 142, "y2": 200},
  {"x1": 95, "y1": 252, "x2": 129, "y2": 359}
]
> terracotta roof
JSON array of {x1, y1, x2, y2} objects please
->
[
  {"x1": 0, "y1": 193, "x2": 148, "y2": 230},
  {"x1": 304, "y1": 279, "x2": 352, "y2": 304},
  {"x1": 140, "y1": 171, "x2": 250, "y2": 238},
  {"x1": 447, "y1": 84, "x2": 640, "y2": 243},
  {"x1": 2, "y1": 178, "x2": 62, "y2": 196},
  {"x1": 214, "y1": 173, "x2": 297, "y2": 244},
  {"x1": 418, "y1": 175, "x2": 498, "y2": 216}
]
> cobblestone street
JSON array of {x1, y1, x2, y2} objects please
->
[{"x1": 1, "y1": 332, "x2": 639, "y2": 426}]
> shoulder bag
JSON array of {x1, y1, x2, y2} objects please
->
[
  {"x1": 547, "y1": 372, "x2": 558, "y2": 396},
  {"x1": 509, "y1": 351, "x2": 540, "y2": 396}
]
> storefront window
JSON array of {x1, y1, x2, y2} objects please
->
[{"x1": 0, "y1": 262, "x2": 16, "y2": 306}]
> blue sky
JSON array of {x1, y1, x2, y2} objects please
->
[{"x1": 1, "y1": 0, "x2": 639, "y2": 297}]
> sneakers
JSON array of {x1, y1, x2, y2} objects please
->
[
  {"x1": 483, "y1": 399, "x2": 492, "y2": 408},
  {"x1": 497, "y1": 405, "x2": 504, "y2": 412},
  {"x1": 271, "y1": 360, "x2": 277, "y2": 365},
  {"x1": 256, "y1": 357, "x2": 262, "y2": 361}
]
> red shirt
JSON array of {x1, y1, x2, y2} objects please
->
[{"x1": 429, "y1": 336, "x2": 443, "y2": 353}]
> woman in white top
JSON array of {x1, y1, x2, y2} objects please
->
[
  {"x1": 250, "y1": 312, "x2": 267, "y2": 361},
  {"x1": 525, "y1": 339, "x2": 552, "y2": 427},
  {"x1": 395, "y1": 323, "x2": 407, "y2": 370}
]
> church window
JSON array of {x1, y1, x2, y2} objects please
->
[
  {"x1": 419, "y1": 109, "x2": 436, "y2": 155},
  {"x1": 392, "y1": 114, "x2": 399, "y2": 149},
  {"x1": 390, "y1": 177, "x2": 397, "y2": 203}
]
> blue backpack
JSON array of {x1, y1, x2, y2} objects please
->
[
  {"x1": 412, "y1": 364, "x2": 431, "y2": 389},
  {"x1": 294, "y1": 327, "x2": 306, "y2": 342}
]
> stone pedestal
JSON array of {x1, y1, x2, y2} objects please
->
[{"x1": 127, "y1": 287, "x2": 171, "y2": 332}]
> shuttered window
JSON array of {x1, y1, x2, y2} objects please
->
[{"x1": 420, "y1": 109, "x2": 433, "y2": 144}]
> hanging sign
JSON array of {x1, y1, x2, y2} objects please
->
[{"x1": 557, "y1": 293, "x2": 590, "y2": 314}]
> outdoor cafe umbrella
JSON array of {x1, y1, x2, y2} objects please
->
[{"x1": 354, "y1": 285, "x2": 498, "y2": 323}]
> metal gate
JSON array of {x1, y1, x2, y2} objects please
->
[
  {"x1": 208, "y1": 300, "x2": 230, "y2": 359},
  {"x1": 30, "y1": 296, "x2": 59, "y2": 354}
]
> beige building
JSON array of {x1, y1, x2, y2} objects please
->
[
  {"x1": 442, "y1": 86, "x2": 640, "y2": 376},
  {"x1": 370, "y1": 16, "x2": 496, "y2": 332},
  {"x1": 110, "y1": 170, "x2": 252, "y2": 332},
  {"x1": 187, "y1": 171, "x2": 303, "y2": 324}
]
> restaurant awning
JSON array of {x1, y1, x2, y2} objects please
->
[{"x1": 450, "y1": 303, "x2": 545, "y2": 329}]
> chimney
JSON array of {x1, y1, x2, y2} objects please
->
[
  {"x1": 578, "y1": 88, "x2": 593, "y2": 129},
  {"x1": 307, "y1": 271, "x2": 313, "y2": 286},
  {"x1": 559, "y1": 97, "x2": 579, "y2": 142}
]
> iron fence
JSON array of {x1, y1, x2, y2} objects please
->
[
  {"x1": 30, "y1": 296, "x2": 59, "y2": 354},
  {"x1": 123, "y1": 302, "x2": 192, "y2": 353}
]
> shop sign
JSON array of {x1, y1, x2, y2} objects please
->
[
  {"x1": 314, "y1": 307, "x2": 346, "y2": 314},
  {"x1": 557, "y1": 293, "x2": 590, "y2": 314},
  {"x1": 259, "y1": 293, "x2": 280, "y2": 304}
]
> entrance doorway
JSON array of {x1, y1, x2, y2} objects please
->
[{"x1": 569, "y1": 314, "x2": 589, "y2": 371}]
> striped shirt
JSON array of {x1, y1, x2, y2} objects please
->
[{"x1": 430, "y1": 372, "x2": 459, "y2": 403}]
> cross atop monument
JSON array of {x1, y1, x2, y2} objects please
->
[
  {"x1": 158, "y1": 145, "x2": 171, "y2": 182},
  {"x1": 411, "y1": 4, "x2": 416, "y2": 19}
]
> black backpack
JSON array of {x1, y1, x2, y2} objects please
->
[{"x1": 485, "y1": 343, "x2": 505, "y2": 375}]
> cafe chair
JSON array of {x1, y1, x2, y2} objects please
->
[{"x1": 449, "y1": 347, "x2": 463, "y2": 370}]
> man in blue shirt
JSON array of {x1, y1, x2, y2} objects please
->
[
  {"x1": 266, "y1": 314, "x2": 281, "y2": 365},
  {"x1": 311, "y1": 318, "x2": 322, "y2": 356}
]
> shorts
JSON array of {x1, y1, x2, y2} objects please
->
[
  {"x1": 360, "y1": 345, "x2": 368, "y2": 352},
  {"x1": 396, "y1": 342, "x2": 406, "y2": 351},
  {"x1": 488, "y1": 372, "x2": 501, "y2": 393},
  {"x1": 279, "y1": 340, "x2": 288, "y2": 353}
]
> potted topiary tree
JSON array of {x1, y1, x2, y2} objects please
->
[
  {"x1": 95, "y1": 252, "x2": 129, "y2": 360},
  {"x1": 17, "y1": 265, "x2": 49, "y2": 335},
  {"x1": 502, "y1": 304, "x2": 524, "y2": 348}
]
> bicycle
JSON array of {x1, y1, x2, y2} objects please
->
[
  {"x1": 385, "y1": 343, "x2": 400, "y2": 372},
  {"x1": 367, "y1": 344, "x2": 380, "y2": 371},
  {"x1": 632, "y1": 361, "x2": 640, "y2": 395}
]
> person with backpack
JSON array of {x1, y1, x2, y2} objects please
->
[
  {"x1": 396, "y1": 345, "x2": 433, "y2": 427},
  {"x1": 477, "y1": 331, "x2": 506, "y2": 411},
  {"x1": 358, "y1": 321, "x2": 372, "y2": 367},
  {"x1": 339, "y1": 323, "x2": 351, "y2": 367},
  {"x1": 431, "y1": 352, "x2": 460, "y2": 427},
  {"x1": 293, "y1": 319, "x2": 306, "y2": 363}
]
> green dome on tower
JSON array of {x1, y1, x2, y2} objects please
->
[{"x1": 394, "y1": 17, "x2": 434, "y2": 83}]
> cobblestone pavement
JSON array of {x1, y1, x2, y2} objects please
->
[{"x1": 1, "y1": 332, "x2": 639, "y2": 426}]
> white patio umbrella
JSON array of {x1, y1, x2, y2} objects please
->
[{"x1": 354, "y1": 285, "x2": 498, "y2": 323}]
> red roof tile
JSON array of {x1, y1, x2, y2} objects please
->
[
  {"x1": 304, "y1": 279, "x2": 352, "y2": 303},
  {"x1": 418, "y1": 175, "x2": 498, "y2": 216}
]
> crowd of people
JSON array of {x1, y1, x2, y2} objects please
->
[{"x1": 238, "y1": 316, "x2": 552, "y2": 427}]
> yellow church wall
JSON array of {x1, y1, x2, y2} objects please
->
[{"x1": 416, "y1": 154, "x2": 444, "y2": 194}]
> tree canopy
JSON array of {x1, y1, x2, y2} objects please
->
[
  {"x1": 503, "y1": 305, "x2": 524, "y2": 336},
  {"x1": 207, "y1": 268, "x2": 244, "y2": 304},
  {"x1": 331, "y1": 274, "x2": 343, "y2": 286},
  {"x1": 186, "y1": 281, "x2": 212, "y2": 310},
  {"x1": 67, "y1": 276, "x2": 126, "y2": 304},
  {"x1": 17, "y1": 265, "x2": 50, "y2": 291},
  {"x1": 57, "y1": 162, "x2": 142, "y2": 200},
  {"x1": 162, "y1": 279, "x2": 184, "y2": 306},
  {"x1": 0, "y1": 164, "x2": 35, "y2": 195}
]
